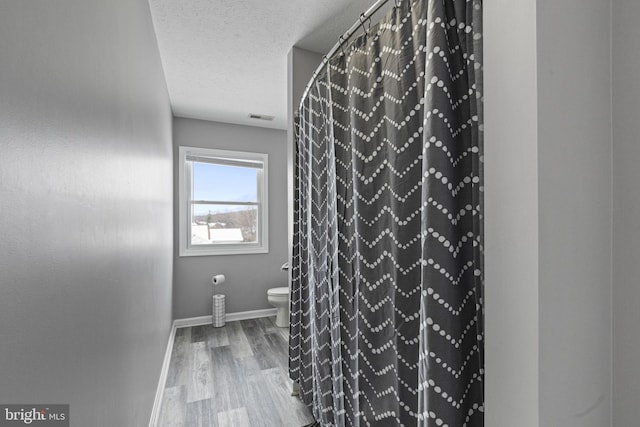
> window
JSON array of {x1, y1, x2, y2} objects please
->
[{"x1": 178, "y1": 146, "x2": 268, "y2": 256}]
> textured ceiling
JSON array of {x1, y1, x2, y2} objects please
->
[{"x1": 148, "y1": 0, "x2": 386, "y2": 130}]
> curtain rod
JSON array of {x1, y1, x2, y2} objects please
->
[{"x1": 297, "y1": 0, "x2": 396, "y2": 112}]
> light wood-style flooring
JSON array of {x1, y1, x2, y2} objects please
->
[{"x1": 157, "y1": 317, "x2": 315, "y2": 427}]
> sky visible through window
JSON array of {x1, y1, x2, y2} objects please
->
[{"x1": 192, "y1": 162, "x2": 257, "y2": 216}]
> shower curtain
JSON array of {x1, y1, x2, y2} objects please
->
[{"x1": 290, "y1": 0, "x2": 483, "y2": 425}]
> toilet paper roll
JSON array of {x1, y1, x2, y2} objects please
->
[{"x1": 212, "y1": 274, "x2": 226, "y2": 286}]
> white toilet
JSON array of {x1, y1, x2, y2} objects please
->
[{"x1": 267, "y1": 287, "x2": 290, "y2": 328}]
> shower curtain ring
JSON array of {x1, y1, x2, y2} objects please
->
[
  {"x1": 395, "y1": 0, "x2": 401, "y2": 8},
  {"x1": 338, "y1": 36, "x2": 346, "y2": 56},
  {"x1": 359, "y1": 13, "x2": 370, "y2": 35}
]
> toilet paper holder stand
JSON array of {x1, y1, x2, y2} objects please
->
[{"x1": 211, "y1": 274, "x2": 226, "y2": 328}]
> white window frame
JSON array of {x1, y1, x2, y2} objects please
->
[{"x1": 178, "y1": 146, "x2": 269, "y2": 256}]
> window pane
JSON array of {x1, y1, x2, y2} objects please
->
[
  {"x1": 192, "y1": 161, "x2": 258, "y2": 202},
  {"x1": 191, "y1": 204, "x2": 258, "y2": 245}
]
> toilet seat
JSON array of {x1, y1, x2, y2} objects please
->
[{"x1": 267, "y1": 287, "x2": 289, "y2": 296}]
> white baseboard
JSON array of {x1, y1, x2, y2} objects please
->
[
  {"x1": 174, "y1": 308, "x2": 277, "y2": 328},
  {"x1": 149, "y1": 307, "x2": 278, "y2": 425},
  {"x1": 173, "y1": 315, "x2": 212, "y2": 328},
  {"x1": 148, "y1": 321, "x2": 177, "y2": 427},
  {"x1": 226, "y1": 307, "x2": 277, "y2": 322}
]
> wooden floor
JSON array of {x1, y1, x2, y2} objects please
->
[{"x1": 157, "y1": 317, "x2": 315, "y2": 427}]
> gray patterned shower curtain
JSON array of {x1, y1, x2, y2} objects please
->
[{"x1": 290, "y1": 0, "x2": 483, "y2": 426}]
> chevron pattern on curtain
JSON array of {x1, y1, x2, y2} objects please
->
[{"x1": 290, "y1": 0, "x2": 483, "y2": 426}]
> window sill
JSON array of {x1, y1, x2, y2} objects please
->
[{"x1": 179, "y1": 245, "x2": 269, "y2": 257}]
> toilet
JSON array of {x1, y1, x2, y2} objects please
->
[{"x1": 267, "y1": 287, "x2": 290, "y2": 328}]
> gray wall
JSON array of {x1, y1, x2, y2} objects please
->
[
  {"x1": 537, "y1": 1, "x2": 612, "y2": 425},
  {"x1": 484, "y1": 0, "x2": 540, "y2": 424},
  {"x1": 0, "y1": 1, "x2": 173, "y2": 426},
  {"x1": 173, "y1": 117, "x2": 288, "y2": 318},
  {"x1": 612, "y1": 0, "x2": 640, "y2": 425},
  {"x1": 485, "y1": 0, "x2": 613, "y2": 425}
]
